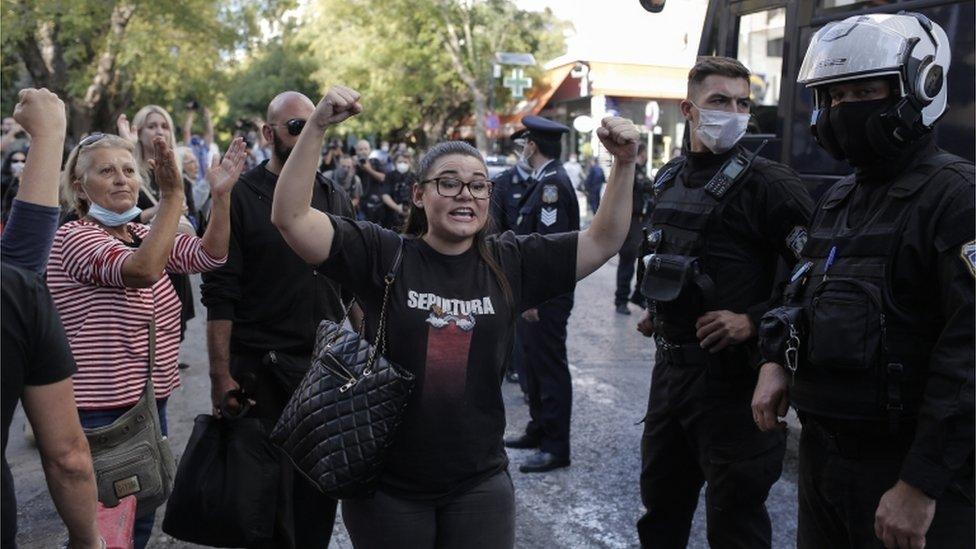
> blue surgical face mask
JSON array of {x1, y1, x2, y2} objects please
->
[{"x1": 88, "y1": 202, "x2": 142, "y2": 227}]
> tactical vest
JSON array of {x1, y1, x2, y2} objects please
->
[
  {"x1": 790, "y1": 153, "x2": 968, "y2": 430},
  {"x1": 643, "y1": 156, "x2": 751, "y2": 339}
]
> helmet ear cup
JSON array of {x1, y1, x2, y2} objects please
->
[
  {"x1": 916, "y1": 60, "x2": 944, "y2": 103},
  {"x1": 812, "y1": 107, "x2": 845, "y2": 160}
]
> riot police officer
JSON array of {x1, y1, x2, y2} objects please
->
[
  {"x1": 615, "y1": 142, "x2": 653, "y2": 315},
  {"x1": 752, "y1": 13, "x2": 974, "y2": 549},
  {"x1": 635, "y1": 57, "x2": 813, "y2": 548},
  {"x1": 504, "y1": 115, "x2": 580, "y2": 473}
]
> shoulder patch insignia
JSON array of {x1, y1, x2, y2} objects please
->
[
  {"x1": 961, "y1": 240, "x2": 976, "y2": 278},
  {"x1": 786, "y1": 226, "x2": 808, "y2": 260},
  {"x1": 540, "y1": 207, "x2": 558, "y2": 227},
  {"x1": 542, "y1": 184, "x2": 559, "y2": 204}
]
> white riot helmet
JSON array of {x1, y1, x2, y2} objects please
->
[{"x1": 798, "y1": 12, "x2": 950, "y2": 159}]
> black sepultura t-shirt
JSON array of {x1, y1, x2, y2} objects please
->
[{"x1": 318, "y1": 216, "x2": 578, "y2": 500}]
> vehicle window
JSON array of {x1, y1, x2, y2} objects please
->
[
  {"x1": 818, "y1": 0, "x2": 895, "y2": 10},
  {"x1": 737, "y1": 8, "x2": 786, "y2": 134}
]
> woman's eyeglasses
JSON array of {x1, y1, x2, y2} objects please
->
[
  {"x1": 270, "y1": 118, "x2": 307, "y2": 136},
  {"x1": 422, "y1": 177, "x2": 493, "y2": 199}
]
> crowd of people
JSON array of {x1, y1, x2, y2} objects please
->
[{"x1": 0, "y1": 10, "x2": 972, "y2": 549}]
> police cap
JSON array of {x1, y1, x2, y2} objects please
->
[{"x1": 512, "y1": 115, "x2": 569, "y2": 144}]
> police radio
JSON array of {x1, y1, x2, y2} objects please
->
[{"x1": 703, "y1": 140, "x2": 769, "y2": 199}]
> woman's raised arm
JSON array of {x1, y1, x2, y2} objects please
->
[
  {"x1": 271, "y1": 86, "x2": 362, "y2": 265},
  {"x1": 576, "y1": 116, "x2": 640, "y2": 280}
]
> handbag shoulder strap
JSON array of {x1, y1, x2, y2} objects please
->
[{"x1": 365, "y1": 236, "x2": 404, "y2": 370}]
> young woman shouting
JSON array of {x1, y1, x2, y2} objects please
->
[{"x1": 271, "y1": 85, "x2": 638, "y2": 548}]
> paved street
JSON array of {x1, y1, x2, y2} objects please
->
[{"x1": 10, "y1": 251, "x2": 799, "y2": 548}]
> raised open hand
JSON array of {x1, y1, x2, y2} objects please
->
[
  {"x1": 310, "y1": 85, "x2": 363, "y2": 132},
  {"x1": 596, "y1": 117, "x2": 640, "y2": 162},
  {"x1": 12, "y1": 88, "x2": 66, "y2": 139},
  {"x1": 149, "y1": 135, "x2": 182, "y2": 197},
  {"x1": 206, "y1": 137, "x2": 246, "y2": 200},
  {"x1": 116, "y1": 113, "x2": 136, "y2": 142}
]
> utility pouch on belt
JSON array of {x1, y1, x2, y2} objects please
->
[
  {"x1": 640, "y1": 254, "x2": 702, "y2": 302},
  {"x1": 759, "y1": 306, "x2": 805, "y2": 372}
]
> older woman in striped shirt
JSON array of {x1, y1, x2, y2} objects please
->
[{"x1": 47, "y1": 132, "x2": 244, "y2": 549}]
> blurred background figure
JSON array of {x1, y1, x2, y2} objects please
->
[
  {"x1": 323, "y1": 153, "x2": 363, "y2": 213},
  {"x1": 1, "y1": 148, "x2": 27, "y2": 224},
  {"x1": 583, "y1": 157, "x2": 605, "y2": 215},
  {"x1": 386, "y1": 151, "x2": 416, "y2": 230}
]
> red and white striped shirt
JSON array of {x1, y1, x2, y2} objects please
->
[{"x1": 47, "y1": 220, "x2": 225, "y2": 409}]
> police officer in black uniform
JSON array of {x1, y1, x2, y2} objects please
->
[
  {"x1": 615, "y1": 141, "x2": 653, "y2": 315},
  {"x1": 490, "y1": 141, "x2": 533, "y2": 233},
  {"x1": 504, "y1": 115, "x2": 581, "y2": 473},
  {"x1": 491, "y1": 137, "x2": 536, "y2": 391},
  {"x1": 635, "y1": 57, "x2": 813, "y2": 548},
  {"x1": 753, "y1": 13, "x2": 974, "y2": 549}
]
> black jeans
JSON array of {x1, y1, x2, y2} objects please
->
[
  {"x1": 341, "y1": 470, "x2": 515, "y2": 549},
  {"x1": 797, "y1": 419, "x2": 975, "y2": 548},
  {"x1": 637, "y1": 347, "x2": 785, "y2": 549},
  {"x1": 231, "y1": 352, "x2": 337, "y2": 549}
]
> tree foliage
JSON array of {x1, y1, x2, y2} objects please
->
[
  {"x1": 0, "y1": 0, "x2": 293, "y2": 140},
  {"x1": 300, "y1": 0, "x2": 567, "y2": 149},
  {"x1": 1, "y1": 0, "x2": 566, "y2": 148}
]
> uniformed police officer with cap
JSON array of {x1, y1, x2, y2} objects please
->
[
  {"x1": 635, "y1": 57, "x2": 813, "y2": 548},
  {"x1": 504, "y1": 115, "x2": 580, "y2": 473},
  {"x1": 753, "y1": 12, "x2": 974, "y2": 549}
]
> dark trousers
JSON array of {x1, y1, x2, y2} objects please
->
[
  {"x1": 587, "y1": 190, "x2": 601, "y2": 215},
  {"x1": 231, "y1": 352, "x2": 337, "y2": 549},
  {"x1": 615, "y1": 221, "x2": 642, "y2": 306},
  {"x1": 637, "y1": 347, "x2": 785, "y2": 549},
  {"x1": 518, "y1": 294, "x2": 573, "y2": 459},
  {"x1": 797, "y1": 420, "x2": 975, "y2": 548},
  {"x1": 78, "y1": 399, "x2": 169, "y2": 549},
  {"x1": 341, "y1": 470, "x2": 515, "y2": 549}
]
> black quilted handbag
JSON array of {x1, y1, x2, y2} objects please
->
[{"x1": 270, "y1": 238, "x2": 415, "y2": 499}]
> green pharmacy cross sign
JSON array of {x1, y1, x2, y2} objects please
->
[{"x1": 503, "y1": 68, "x2": 533, "y2": 99}]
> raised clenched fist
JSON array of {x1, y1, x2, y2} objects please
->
[
  {"x1": 311, "y1": 86, "x2": 363, "y2": 132},
  {"x1": 596, "y1": 117, "x2": 640, "y2": 162},
  {"x1": 12, "y1": 88, "x2": 66, "y2": 139}
]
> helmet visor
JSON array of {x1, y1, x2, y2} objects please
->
[{"x1": 798, "y1": 16, "x2": 911, "y2": 87}]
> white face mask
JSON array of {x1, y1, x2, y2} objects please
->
[
  {"x1": 691, "y1": 103, "x2": 750, "y2": 154},
  {"x1": 10, "y1": 161, "x2": 24, "y2": 176},
  {"x1": 395, "y1": 162, "x2": 410, "y2": 174}
]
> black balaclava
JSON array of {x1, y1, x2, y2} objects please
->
[{"x1": 814, "y1": 97, "x2": 901, "y2": 167}]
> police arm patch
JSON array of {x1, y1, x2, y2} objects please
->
[
  {"x1": 961, "y1": 240, "x2": 976, "y2": 278},
  {"x1": 786, "y1": 226, "x2": 808, "y2": 260},
  {"x1": 542, "y1": 184, "x2": 559, "y2": 204},
  {"x1": 540, "y1": 207, "x2": 558, "y2": 227}
]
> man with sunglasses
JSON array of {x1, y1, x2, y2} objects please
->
[
  {"x1": 504, "y1": 115, "x2": 581, "y2": 473},
  {"x1": 201, "y1": 91, "x2": 355, "y2": 548}
]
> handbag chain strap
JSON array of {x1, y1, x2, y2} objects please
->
[{"x1": 359, "y1": 237, "x2": 404, "y2": 376}]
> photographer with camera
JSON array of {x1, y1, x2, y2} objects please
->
[
  {"x1": 320, "y1": 139, "x2": 342, "y2": 172},
  {"x1": 355, "y1": 138, "x2": 401, "y2": 228}
]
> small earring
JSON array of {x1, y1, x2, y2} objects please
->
[{"x1": 415, "y1": 203, "x2": 424, "y2": 209}]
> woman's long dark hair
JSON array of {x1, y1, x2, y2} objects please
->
[{"x1": 403, "y1": 141, "x2": 513, "y2": 306}]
